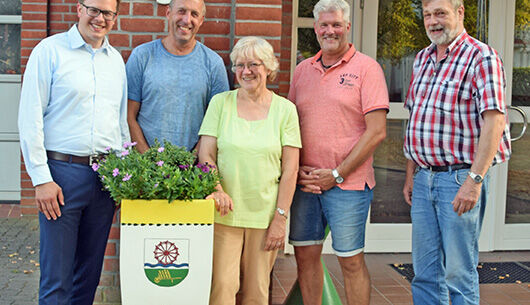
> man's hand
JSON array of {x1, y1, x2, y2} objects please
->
[
  {"x1": 310, "y1": 168, "x2": 336, "y2": 192},
  {"x1": 297, "y1": 165, "x2": 321, "y2": 194},
  {"x1": 35, "y1": 182, "x2": 64, "y2": 220},
  {"x1": 264, "y1": 215, "x2": 286, "y2": 251},
  {"x1": 206, "y1": 190, "x2": 233, "y2": 216},
  {"x1": 403, "y1": 160, "x2": 417, "y2": 206},
  {"x1": 452, "y1": 178, "x2": 482, "y2": 216},
  {"x1": 135, "y1": 142, "x2": 149, "y2": 154}
]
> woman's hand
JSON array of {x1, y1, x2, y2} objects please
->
[
  {"x1": 206, "y1": 190, "x2": 233, "y2": 216},
  {"x1": 264, "y1": 215, "x2": 287, "y2": 251}
]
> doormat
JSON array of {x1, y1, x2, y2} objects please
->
[{"x1": 390, "y1": 262, "x2": 530, "y2": 284}]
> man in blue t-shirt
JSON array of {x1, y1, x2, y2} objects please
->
[{"x1": 126, "y1": 0, "x2": 229, "y2": 152}]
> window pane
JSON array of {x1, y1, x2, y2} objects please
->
[
  {"x1": 371, "y1": 120, "x2": 410, "y2": 223},
  {"x1": 0, "y1": 0, "x2": 21, "y2": 15},
  {"x1": 297, "y1": 28, "x2": 319, "y2": 64},
  {"x1": 298, "y1": 0, "x2": 319, "y2": 18},
  {"x1": 0, "y1": 24, "x2": 21, "y2": 74},
  {"x1": 505, "y1": 0, "x2": 530, "y2": 224}
]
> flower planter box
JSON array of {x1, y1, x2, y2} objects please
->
[{"x1": 119, "y1": 199, "x2": 214, "y2": 305}]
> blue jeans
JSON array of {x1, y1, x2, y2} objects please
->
[
  {"x1": 411, "y1": 167, "x2": 488, "y2": 305},
  {"x1": 289, "y1": 185, "x2": 372, "y2": 257},
  {"x1": 39, "y1": 160, "x2": 115, "y2": 305}
]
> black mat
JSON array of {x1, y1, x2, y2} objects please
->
[{"x1": 390, "y1": 262, "x2": 530, "y2": 283}]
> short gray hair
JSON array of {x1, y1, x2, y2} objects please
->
[
  {"x1": 169, "y1": 0, "x2": 206, "y2": 17},
  {"x1": 422, "y1": 0, "x2": 463, "y2": 11},
  {"x1": 313, "y1": 0, "x2": 350, "y2": 23},
  {"x1": 230, "y1": 36, "x2": 279, "y2": 81}
]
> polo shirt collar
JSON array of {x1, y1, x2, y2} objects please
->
[
  {"x1": 68, "y1": 24, "x2": 111, "y2": 54},
  {"x1": 311, "y1": 43, "x2": 357, "y2": 69}
]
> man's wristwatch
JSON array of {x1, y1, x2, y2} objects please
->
[
  {"x1": 468, "y1": 171, "x2": 484, "y2": 184},
  {"x1": 331, "y1": 169, "x2": 344, "y2": 184},
  {"x1": 276, "y1": 207, "x2": 288, "y2": 219}
]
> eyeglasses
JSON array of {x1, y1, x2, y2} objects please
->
[
  {"x1": 234, "y1": 62, "x2": 263, "y2": 71},
  {"x1": 81, "y1": 3, "x2": 117, "y2": 21}
]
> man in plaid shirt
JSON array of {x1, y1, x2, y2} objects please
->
[{"x1": 402, "y1": 0, "x2": 511, "y2": 304}]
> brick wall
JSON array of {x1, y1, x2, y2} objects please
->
[{"x1": 20, "y1": 0, "x2": 290, "y2": 303}]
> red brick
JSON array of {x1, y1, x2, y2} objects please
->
[
  {"x1": 281, "y1": 37, "x2": 291, "y2": 48},
  {"x1": 21, "y1": 58, "x2": 29, "y2": 66},
  {"x1": 109, "y1": 33, "x2": 129, "y2": 47},
  {"x1": 98, "y1": 273, "x2": 115, "y2": 286},
  {"x1": 236, "y1": 7, "x2": 281, "y2": 21},
  {"x1": 118, "y1": 2, "x2": 130, "y2": 15},
  {"x1": 206, "y1": 0, "x2": 232, "y2": 3},
  {"x1": 108, "y1": 226, "x2": 120, "y2": 239},
  {"x1": 278, "y1": 71, "x2": 290, "y2": 82},
  {"x1": 21, "y1": 4, "x2": 47, "y2": 12},
  {"x1": 21, "y1": 30, "x2": 47, "y2": 39},
  {"x1": 50, "y1": 0, "x2": 67, "y2": 3},
  {"x1": 203, "y1": 36, "x2": 230, "y2": 51},
  {"x1": 21, "y1": 206, "x2": 38, "y2": 215},
  {"x1": 235, "y1": 22, "x2": 281, "y2": 36},
  {"x1": 205, "y1": 5, "x2": 231, "y2": 19},
  {"x1": 236, "y1": 0, "x2": 282, "y2": 4},
  {"x1": 198, "y1": 21, "x2": 230, "y2": 35},
  {"x1": 21, "y1": 190, "x2": 35, "y2": 198},
  {"x1": 64, "y1": 13, "x2": 78, "y2": 21},
  {"x1": 103, "y1": 258, "x2": 119, "y2": 272},
  {"x1": 49, "y1": 13, "x2": 63, "y2": 21},
  {"x1": 120, "y1": 18, "x2": 165, "y2": 32},
  {"x1": 132, "y1": 34, "x2": 152, "y2": 47},
  {"x1": 279, "y1": 60, "x2": 290, "y2": 70},
  {"x1": 26, "y1": 0, "x2": 48, "y2": 3},
  {"x1": 22, "y1": 12, "x2": 47, "y2": 21},
  {"x1": 267, "y1": 39, "x2": 280, "y2": 52},
  {"x1": 22, "y1": 22, "x2": 47, "y2": 30},
  {"x1": 133, "y1": 3, "x2": 154, "y2": 15},
  {"x1": 21, "y1": 180, "x2": 34, "y2": 189},
  {"x1": 121, "y1": 50, "x2": 132, "y2": 62},
  {"x1": 50, "y1": 4, "x2": 70, "y2": 12},
  {"x1": 104, "y1": 242, "x2": 116, "y2": 256},
  {"x1": 93, "y1": 288, "x2": 103, "y2": 302},
  {"x1": 279, "y1": 83, "x2": 290, "y2": 95},
  {"x1": 156, "y1": 4, "x2": 169, "y2": 17},
  {"x1": 219, "y1": 53, "x2": 230, "y2": 65}
]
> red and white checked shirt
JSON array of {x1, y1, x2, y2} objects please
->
[{"x1": 404, "y1": 31, "x2": 511, "y2": 167}]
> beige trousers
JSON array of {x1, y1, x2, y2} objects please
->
[{"x1": 209, "y1": 223, "x2": 278, "y2": 305}]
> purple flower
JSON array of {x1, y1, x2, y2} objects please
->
[
  {"x1": 104, "y1": 146, "x2": 111, "y2": 152},
  {"x1": 122, "y1": 174, "x2": 132, "y2": 181},
  {"x1": 154, "y1": 183, "x2": 159, "y2": 188},
  {"x1": 158, "y1": 147, "x2": 165, "y2": 153},
  {"x1": 156, "y1": 160, "x2": 164, "y2": 167},
  {"x1": 196, "y1": 163, "x2": 210, "y2": 173},
  {"x1": 91, "y1": 163, "x2": 99, "y2": 172},
  {"x1": 102, "y1": 175, "x2": 106, "y2": 180},
  {"x1": 121, "y1": 150, "x2": 129, "y2": 157},
  {"x1": 112, "y1": 168, "x2": 120, "y2": 177},
  {"x1": 178, "y1": 164, "x2": 189, "y2": 170}
]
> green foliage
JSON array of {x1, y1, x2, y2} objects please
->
[
  {"x1": 377, "y1": 0, "x2": 486, "y2": 62},
  {"x1": 94, "y1": 140, "x2": 219, "y2": 204},
  {"x1": 512, "y1": 67, "x2": 530, "y2": 106},
  {"x1": 515, "y1": 0, "x2": 530, "y2": 41}
]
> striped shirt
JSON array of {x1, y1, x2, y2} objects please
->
[{"x1": 404, "y1": 31, "x2": 511, "y2": 167}]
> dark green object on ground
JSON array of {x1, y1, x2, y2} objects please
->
[{"x1": 284, "y1": 226, "x2": 343, "y2": 305}]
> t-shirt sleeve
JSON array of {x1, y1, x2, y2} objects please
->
[
  {"x1": 198, "y1": 93, "x2": 223, "y2": 138},
  {"x1": 280, "y1": 100, "x2": 302, "y2": 148},
  {"x1": 125, "y1": 47, "x2": 144, "y2": 102},
  {"x1": 475, "y1": 53, "x2": 506, "y2": 114},
  {"x1": 208, "y1": 55, "x2": 230, "y2": 103},
  {"x1": 361, "y1": 59, "x2": 390, "y2": 114}
]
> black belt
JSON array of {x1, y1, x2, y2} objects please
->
[
  {"x1": 424, "y1": 163, "x2": 471, "y2": 172},
  {"x1": 46, "y1": 151, "x2": 107, "y2": 166}
]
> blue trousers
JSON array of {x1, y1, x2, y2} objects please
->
[
  {"x1": 39, "y1": 160, "x2": 115, "y2": 305},
  {"x1": 411, "y1": 167, "x2": 488, "y2": 305}
]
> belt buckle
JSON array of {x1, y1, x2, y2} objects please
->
[{"x1": 89, "y1": 154, "x2": 99, "y2": 165}]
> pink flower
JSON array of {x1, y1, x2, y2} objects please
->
[
  {"x1": 158, "y1": 147, "x2": 165, "y2": 153},
  {"x1": 104, "y1": 146, "x2": 112, "y2": 152},
  {"x1": 156, "y1": 160, "x2": 164, "y2": 167},
  {"x1": 112, "y1": 168, "x2": 120, "y2": 177},
  {"x1": 91, "y1": 163, "x2": 99, "y2": 171},
  {"x1": 121, "y1": 150, "x2": 129, "y2": 157},
  {"x1": 122, "y1": 174, "x2": 132, "y2": 181}
]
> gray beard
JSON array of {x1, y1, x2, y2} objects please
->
[{"x1": 427, "y1": 26, "x2": 460, "y2": 46}]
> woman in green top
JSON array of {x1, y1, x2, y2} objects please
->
[{"x1": 199, "y1": 36, "x2": 301, "y2": 305}]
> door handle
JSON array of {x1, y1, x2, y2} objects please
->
[{"x1": 507, "y1": 105, "x2": 527, "y2": 142}]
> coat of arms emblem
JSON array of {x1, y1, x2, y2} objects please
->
[{"x1": 144, "y1": 239, "x2": 189, "y2": 287}]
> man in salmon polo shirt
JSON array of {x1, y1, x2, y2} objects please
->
[{"x1": 287, "y1": 0, "x2": 389, "y2": 304}]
